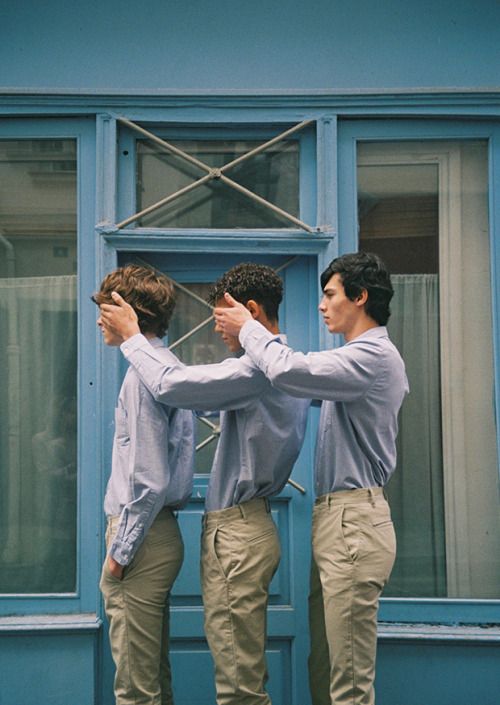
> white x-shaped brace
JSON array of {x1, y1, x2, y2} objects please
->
[
  {"x1": 116, "y1": 117, "x2": 315, "y2": 232},
  {"x1": 135, "y1": 254, "x2": 306, "y2": 494}
]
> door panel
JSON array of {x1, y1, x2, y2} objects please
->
[{"x1": 116, "y1": 251, "x2": 317, "y2": 705}]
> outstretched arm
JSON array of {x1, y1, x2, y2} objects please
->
[{"x1": 216, "y1": 293, "x2": 379, "y2": 402}]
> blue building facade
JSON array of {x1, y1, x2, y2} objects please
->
[{"x1": 0, "y1": 2, "x2": 499, "y2": 703}]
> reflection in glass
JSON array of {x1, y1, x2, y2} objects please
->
[
  {"x1": 136, "y1": 139, "x2": 299, "y2": 229},
  {"x1": 357, "y1": 141, "x2": 500, "y2": 599},
  {"x1": 0, "y1": 139, "x2": 77, "y2": 593}
]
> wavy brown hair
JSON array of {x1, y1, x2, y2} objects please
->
[{"x1": 92, "y1": 264, "x2": 176, "y2": 338}]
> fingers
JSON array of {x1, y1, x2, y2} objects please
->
[
  {"x1": 111, "y1": 291, "x2": 127, "y2": 306},
  {"x1": 223, "y1": 292, "x2": 239, "y2": 307}
]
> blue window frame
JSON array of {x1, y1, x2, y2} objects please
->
[
  {"x1": 0, "y1": 117, "x2": 98, "y2": 618},
  {"x1": 338, "y1": 119, "x2": 500, "y2": 624}
]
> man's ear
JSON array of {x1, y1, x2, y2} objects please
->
[
  {"x1": 245, "y1": 299, "x2": 261, "y2": 319},
  {"x1": 355, "y1": 289, "x2": 369, "y2": 307}
]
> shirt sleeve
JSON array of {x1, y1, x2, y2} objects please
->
[
  {"x1": 108, "y1": 380, "x2": 175, "y2": 566},
  {"x1": 121, "y1": 333, "x2": 269, "y2": 411},
  {"x1": 239, "y1": 320, "x2": 381, "y2": 402}
]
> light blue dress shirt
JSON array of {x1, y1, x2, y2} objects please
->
[
  {"x1": 239, "y1": 321, "x2": 409, "y2": 496},
  {"x1": 121, "y1": 333, "x2": 309, "y2": 512},
  {"x1": 105, "y1": 338, "x2": 194, "y2": 565}
]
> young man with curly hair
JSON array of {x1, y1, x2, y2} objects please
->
[
  {"x1": 100, "y1": 263, "x2": 309, "y2": 705},
  {"x1": 214, "y1": 252, "x2": 409, "y2": 705},
  {"x1": 93, "y1": 265, "x2": 194, "y2": 705}
]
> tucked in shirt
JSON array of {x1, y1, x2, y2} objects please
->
[
  {"x1": 239, "y1": 320, "x2": 409, "y2": 496},
  {"x1": 121, "y1": 333, "x2": 309, "y2": 512},
  {"x1": 105, "y1": 337, "x2": 194, "y2": 565}
]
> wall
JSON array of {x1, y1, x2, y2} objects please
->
[{"x1": 1, "y1": 0, "x2": 500, "y2": 93}]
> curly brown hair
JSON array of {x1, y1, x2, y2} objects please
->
[
  {"x1": 207, "y1": 263, "x2": 283, "y2": 321},
  {"x1": 92, "y1": 264, "x2": 176, "y2": 338}
]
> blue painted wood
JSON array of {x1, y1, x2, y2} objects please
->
[
  {"x1": 2, "y1": 1, "x2": 500, "y2": 92},
  {"x1": 0, "y1": 633, "x2": 97, "y2": 705},
  {"x1": 376, "y1": 638, "x2": 500, "y2": 705}
]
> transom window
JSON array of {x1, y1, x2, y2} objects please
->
[{"x1": 116, "y1": 119, "x2": 316, "y2": 231}]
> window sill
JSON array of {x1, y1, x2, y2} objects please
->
[
  {"x1": 0, "y1": 613, "x2": 102, "y2": 634},
  {"x1": 378, "y1": 622, "x2": 500, "y2": 643}
]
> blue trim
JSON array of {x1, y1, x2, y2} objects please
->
[
  {"x1": 0, "y1": 117, "x2": 99, "y2": 617},
  {"x1": 2, "y1": 90, "x2": 500, "y2": 118},
  {"x1": 102, "y1": 230, "x2": 334, "y2": 255},
  {"x1": 377, "y1": 622, "x2": 500, "y2": 643},
  {"x1": 0, "y1": 614, "x2": 102, "y2": 634},
  {"x1": 338, "y1": 118, "x2": 500, "y2": 625}
]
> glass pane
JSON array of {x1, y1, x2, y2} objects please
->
[
  {"x1": 136, "y1": 139, "x2": 299, "y2": 228},
  {"x1": 168, "y1": 283, "x2": 228, "y2": 474},
  {"x1": 357, "y1": 140, "x2": 500, "y2": 599},
  {"x1": 0, "y1": 139, "x2": 77, "y2": 593}
]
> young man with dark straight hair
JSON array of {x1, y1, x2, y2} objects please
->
[
  {"x1": 94, "y1": 264, "x2": 194, "y2": 705},
  {"x1": 100, "y1": 262, "x2": 309, "y2": 705},
  {"x1": 214, "y1": 251, "x2": 408, "y2": 705}
]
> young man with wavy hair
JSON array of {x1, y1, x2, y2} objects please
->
[
  {"x1": 94, "y1": 264, "x2": 194, "y2": 705},
  {"x1": 99, "y1": 262, "x2": 309, "y2": 705},
  {"x1": 214, "y1": 252, "x2": 409, "y2": 705}
]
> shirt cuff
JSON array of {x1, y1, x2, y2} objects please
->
[{"x1": 121, "y1": 333, "x2": 149, "y2": 358}]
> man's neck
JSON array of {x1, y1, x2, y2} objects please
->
[
  {"x1": 256, "y1": 316, "x2": 279, "y2": 335},
  {"x1": 344, "y1": 318, "x2": 379, "y2": 343}
]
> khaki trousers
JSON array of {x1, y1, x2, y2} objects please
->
[
  {"x1": 201, "y1": 498, "x2": 281, "y2": 705},
  {"x1": 309, "y1": 488, "x2": 396, "y2": 705},
  {"x1": 100, "y1": 508, "x2": 184, "y2": 705}
]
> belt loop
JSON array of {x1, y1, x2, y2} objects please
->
[
  {"x1": 239, "y1": 503, "x2": 246, "y2": 519},
  {"x1": 327, "y1": 493, "x2": 333, "y2": 508},
  {"x1": 264, "y1": 497, "x2": 270, "y2": 513},
  {"x1": 368, "y1": 488, "x2": 376, "y2": 507}
]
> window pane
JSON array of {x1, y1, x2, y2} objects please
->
[
  {"x1": 136, "y1": 139, "x2": 299, "y2": 228},
  {"x1": 358, "y1": 140, "x2": 500, "y2": 599},
  {"x1": 168, "y1": 283, "x2": 227, "y2": 474},
  {"x1": 0, "y1": 139, "x2": 77, "y2": 593}
]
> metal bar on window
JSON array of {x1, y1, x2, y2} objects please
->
[
  {"x1": 219, "y1": 174, "x2": 314, "y2": 232},
  {"x1": 117, "y1": 116, "x2": 212, "y2": 174},
  {"x1": 220, "y1": 119, "x2": 314, "y2": 173},
  {"x1": 169, "y1": 281, "x2": 213, "y2": 310},
  {"x1": 116, "y1": 173, "x2": 213, "y2": 229},
  {"x1": 275, "y1": 256, "x2": 298, "y2": 273},
  {"x1": 168, "y1": 314, "x2": 214, "y2": 351},
  {"x1": 116, "y1": 117, "x2": 315, "y2": 233},
  {"x1": 197, "y1": 415, "x2": 220, "y2": 432},
  {"x1": 136, "y1": 256, "x2": 214, "y2": 311},
  {"x1": 196, "y1": 434, "x2": 219, "y2": 452}
]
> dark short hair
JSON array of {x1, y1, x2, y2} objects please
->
[
  {"x1": 92, "y1": 264, "x2": 176, "y2": 338},
  {"x1": 207, "y1": 263, "x2": 283, "y2": 321},
  {"x1": 320, "y1": 252, "x2": 393, "y2": 325}
]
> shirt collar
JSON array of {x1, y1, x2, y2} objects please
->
[
  {"x1": 346, "y1": 326, "x2": 388, "y2": 345},
  {"x1": 147, "y1": 336, "x2": 165, "y2": 349}
]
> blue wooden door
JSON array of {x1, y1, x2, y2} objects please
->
[{"x1": 120, "y1": 250, "x2": 317, "y2": 705}]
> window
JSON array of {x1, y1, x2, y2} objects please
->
[
  {"x1": 0, "y1": 139, "x2": 77, "y2": 594},
  {"x1": 116, "y1": 120, "x2": 316, "y2": 232},
  {"x1": 357, "y1": 140, "x2": 500, "y2": 599},
  {"x1": 137, "y1": 139, "x2": 300, "y2": 229}
]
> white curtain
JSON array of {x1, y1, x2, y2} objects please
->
[
  {"x1": 386, "y1": 274, "x2": 447, "y2": 597},
  {"x1": 0, "y1": 275, "x2": 77, "y2": 593}
]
